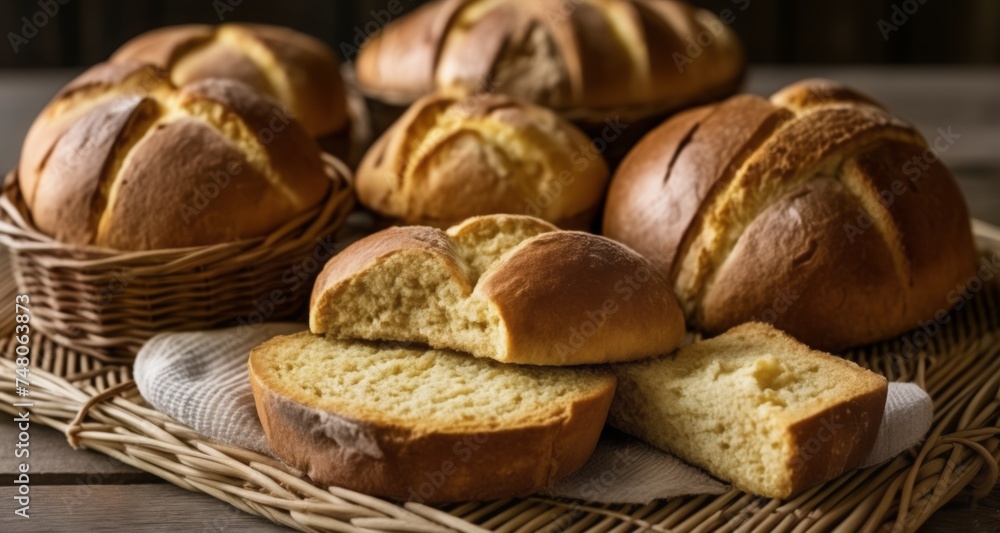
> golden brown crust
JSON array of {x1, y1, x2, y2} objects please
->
[
  {"x1": 355, "y1": 0, "x2": 466, "y2": 104},
  {"x1": 111, "y1": 23, "x2": 347, "y2": 137},
  {"x1": 480, "y1": 231, "x2": 686, "y2": 364},
  {"x1": 783, "y1": 382, "x2": 886, "y2": 497},
  {"x1": 698, "y1": 179, "x2": 907, "y2": 350},
  {"x1": 18, "y1": 62, "x2": 168, "y2": 210},
  {"x1": 248, "y1": 333, "x2": 616, "y2": 502},
  {"x1": 310, "y1": 215, "x2": 686, "y2": 365},
  {"x1": 604, "y1": 96, "x2": 787, "y2": 269},
  {"x1": 603, "y1": 79, "x2": 978, "y2": 351},
  {"x1": 355, "y1": 0, "x2": 744, "y2": 114},
  {"x1": 19, "y1": 61, "x2": 335, "y2": 251},
  {"x1": 356, "y1": 92, "x2": 610, "y2": 230}
]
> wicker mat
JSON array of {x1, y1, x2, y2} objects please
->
[{"x1": 1, "y1": 238, "x2": 999, "y2": 532}]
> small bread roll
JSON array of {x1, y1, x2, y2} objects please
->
[{"x1": 356, "y1": 93, "x2": 610, "y2": 229}]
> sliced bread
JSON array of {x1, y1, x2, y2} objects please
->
[
  {"x1": 609, "y1": 322, "x2": 888, "y2": 499},
  {"x1": 249, "y1": 331, "x2": 616, "y2": 503}
]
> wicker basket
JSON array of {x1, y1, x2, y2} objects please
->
[{"x1": 0, "y1": 155, "x2": 354, "y2": 364}]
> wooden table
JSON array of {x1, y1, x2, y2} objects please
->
[{"x1": 1, "y1": 67, "x2": 999, "y2": 531}]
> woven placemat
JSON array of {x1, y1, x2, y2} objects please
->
[{"x1": 0, "y1": 234, "x2": 998, "y2": 532}]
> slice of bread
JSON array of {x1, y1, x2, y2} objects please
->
[
  {"x1": 309, "y1": 214, "x2": 686, "y2": 365},
  {"x1": 249, "y1": 331, "x2": 616, "y2": 503},
  {"x1": 609, "y1": 323, "x2": 888, "y2": 499}
]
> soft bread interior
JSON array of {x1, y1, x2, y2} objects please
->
[
  {"x1": 249, "y1": 331, "x2": 616, "y2": 501},
  {"x1": 320, "y1": 251, "x2": 505, "y2": 361},
  {"x1": 312, "y1": 215, "x2": 556, "y2": 362},
  {"x1": 251, "y1": 331, "x2": 614, "y2": 428},
  {"x1": 447, "y1": 214, "x2": 558, "y2": 275},
  {"x1": 609, "y1": 323, "x2": 887, "y2": 498}
]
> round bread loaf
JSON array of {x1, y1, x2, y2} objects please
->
[
  {"x1": 603, "y1": 79, "x2": 978, "y2": 351},
  {"x1": 111, "y1": 23, "x2": 348, "y2": 137},
  {"x1": 310, "y1": 214, "x2": 686, "y2": 365},
  {"x1": 356, "y1": 92, "x2": 610, "y2": 229},
  {"x1": 17, "y1": 61, "x2": 335, "y2": 251},
  {"x1": 356, "y1": 0, "x2": 743, "y2": 115}
]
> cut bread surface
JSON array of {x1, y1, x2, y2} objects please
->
[
  {"x1": 310, "y1": 214, "x2": 686, "y2": 365},
  {"x1": 254, "y1": 332, "x2": 610, "y2": 427},
  {"x1": 249, "y1": 331, "x2": 616, "y2": 502},
  {"x1": 609, "y1": 322, "x2": 888, "y2": 499}
]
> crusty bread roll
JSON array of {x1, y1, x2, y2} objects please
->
[
  {"x1": 610, "y1": 322, "x2": 888, "y2": 499},
  {"x1": 604, "y1": 79, "x2": 978, "y2": 351},
  {"x1": 18, "y1": 61, "x2": 337, "y2": 251},
  {"x1": 249, "y1": 331, "x2": 616, "y2": 502},
  {"x1": 111, "y1": 23, "x2": 347, "y2": 137},
  {"x1": 356, "y1": 0, "x2": 743, "y2": 115},
  {"x1": 310, "y1": 214, "x2": 686, "y2": 365},
  {"x1": 356, "y1": 92, "x2": 609, "y2": 229}
]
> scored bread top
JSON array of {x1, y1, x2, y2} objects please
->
[
  {"x1": 111, "y1": 23, "x2": 347, "y2": 137},
  {"x1": 356, "y1": 92, "x2": 610, "y2": 229},
  {"x1": 356, "y1": 0, "x2": 744, "y2": 112},
  {"x1": 310, "y1": 214, "x2": 686, "y2": 365},
  {"x1": 248, "y1": 331, "x2": 616, "y2": 502},
  {"x1": 17, "y1": 61, "x2": 334, "y2": 251},
  {"x1": 603, "y1": 79, "x2": 978, "y2": 351}
]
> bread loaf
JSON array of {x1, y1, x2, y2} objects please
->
[
  {"x1": 609, "y1": 322, "x2": 888, "y2": 499},
  {"x1": 356, "y1": 92, "x2": 609, "y2": 229},
  {"x1": 111, "y1": 23, "x2": 347, "y2": 137},
  {"x1": 249, "y1": 331, "x2": 616, "y2": 502},
  {"x1": 603, "y1": 79, "x2": 978, "y2": 351},
  {"x1": 17, "y1": 61, "x2": 338, "y2": 251},
  {"x1": 356, "y1": 0, "x2": 743, "y2": 115},
  {"x1": 310, "y1": 214, "x2": 686, "y2": 365}
]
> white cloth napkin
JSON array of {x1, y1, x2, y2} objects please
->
[
  {"x1": 134, "y1": 324, "x2": 934, "y2": 503},
  {"x1": 134, "y1": 323, "x2": 303, "y2": 455}
]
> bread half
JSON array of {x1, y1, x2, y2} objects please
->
[
  {"x1": 609, "y1": 323, "x2": 888, "y2": 499},
  {"x1": 310, "y1": 214, "x2": 686, "y2": 365},
  {"x1": 249, "y1": 331, "x2": 616, "y2": 503}
]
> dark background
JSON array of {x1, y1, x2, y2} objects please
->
[{"x1": 2, "y1": 0, "x2": 998, "y2": 68}]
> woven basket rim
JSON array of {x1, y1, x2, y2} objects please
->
[{"x1": 0, "y1": 153, "x2": 354, "y2": 262}]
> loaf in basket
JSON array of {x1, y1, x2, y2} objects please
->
[{"x1": 18, "y1": 61, "x2": 335, "y2": 251}]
